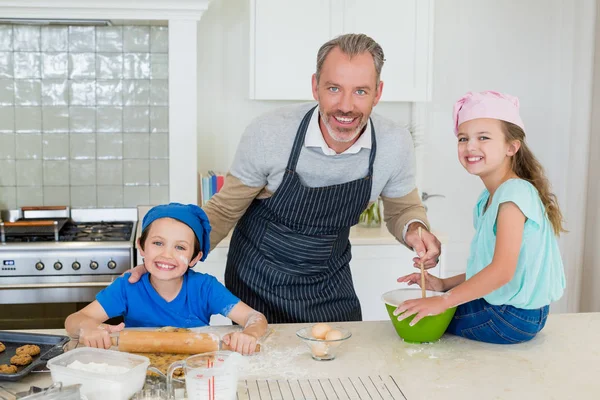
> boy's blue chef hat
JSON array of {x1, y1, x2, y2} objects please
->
[{"x1": 142, "y1": 203, "x2": 211, "y2": 262}]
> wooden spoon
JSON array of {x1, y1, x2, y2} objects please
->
[{"x1": 418, "y1": 226, "x2": 426, "y2": 298}]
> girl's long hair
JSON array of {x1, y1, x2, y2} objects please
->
[{"x1": 503, "y1": 121, "x2": 566, "y2": 235}]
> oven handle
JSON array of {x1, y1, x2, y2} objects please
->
[{"x1": 0, "y1": 282, "x2": 113, "y2": 289}]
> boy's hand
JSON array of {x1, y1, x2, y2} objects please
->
[
  {"x1": 222, "y1": 331, "x2": 259, "y2": 356},
  {"x1": 79, "y1": 321, "x2": 125, "y2": 349}
]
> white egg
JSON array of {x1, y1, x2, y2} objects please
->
[{"x1": 311, "y1": 323, "x2": 332, "y2": 340}]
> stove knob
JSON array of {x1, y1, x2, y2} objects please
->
[
  {"x1": 107, "y1": 260, "x2": 117, "y2": 270},
  {"x1": 90, "y1": 261, "x2": 99, "y2": 270},
  {"x1": 53, "y1": 261, "x2": 63, "y2": 271},
  {"x1": 72, "y1": 261, "x2": 81, "y2": 270},
  {"x1": 35, "y1": 262, "x2": 44, "y2": 271}
]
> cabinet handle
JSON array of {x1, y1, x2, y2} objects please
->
[{"x1": 421, "y1": 192, "x2": 445, "y2": 202}]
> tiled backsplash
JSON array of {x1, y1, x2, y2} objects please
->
[{"x1": 0, "y1": 24, "x2": 169, "y2": 209}]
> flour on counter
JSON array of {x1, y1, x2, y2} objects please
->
[{"x1": 67, "y1": 360, "x2": 130, "y2": 374}]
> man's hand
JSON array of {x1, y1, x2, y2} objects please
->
[
  {"x1": 126, "y1": 264, "x2": 148, "y2": 284},
  {"x1": 404, "y1": 222, "x2": 441, "y2": 269}
]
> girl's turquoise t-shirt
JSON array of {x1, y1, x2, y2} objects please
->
[{"x1": 466, "y1": 179, "x2": 565, "y2": 309}]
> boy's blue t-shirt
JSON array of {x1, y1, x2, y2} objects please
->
[
  {"x1": 466, "y1": 179, "x2": 565, "y2": 309},
  {"x1": 96, "y1": 269, "x2": 240, "y2": 328}
]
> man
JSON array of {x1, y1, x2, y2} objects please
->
[{"x1": 130, "y1": 33, "x2": 441, "y2": 323}]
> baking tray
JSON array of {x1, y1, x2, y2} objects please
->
[{"x1": 0, "y1": 331, "x2": 70, "y2": 382}]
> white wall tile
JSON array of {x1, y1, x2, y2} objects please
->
[
  {"x1": 15, "y1": 107, "x2": 42, "y2": 133},
  {"x1": 150, "y1": 107, "x2": 168, "y2": 133},
  {"x1": 124, "y1": 185, "x2": 149, "y2": 207},
  {"x1": 43, "y1": 186, "x2": 70, "y2": 206},
  {"x1": 70, "y1": 185, "x2": 97, "y2": 208},
  {"x1": 96, "y1": 27, "x2": 123, "y2": 52},
  {"x1": 42, "y1": 53, "x2": 68, "y2": 79},
  {"x1": 13, "y1": 26, "x2": 40, "y2": 52},
  {"x1": 96, "y1": 53, "x2": 123, "y2": 79},
  {"x1": 16, "y1": 159, "x2": 43, "y2": 186},
  {"x1": 0, "y1": 52, "x2": 13, "y2": 78},
  {"x1": 69, "y1": 80, "x2": 96, "y2": 106},
  {"x1": 149, "y1": 133, "x2": 168, "y2": 159},
  {"x1": 150, "y1": 27, "x2": 168, "y2": 53},
  {"x1": 69, "y1": 53, "x2": 96, "y2": 80},
  {"x1": 0, "y1": 133, "x2": 15, "y2": 159},
  {"x1": 123, "y1": 133, "x2": 149, "y2": 159},
  {"x1": 69, "y1": 107, "x2": 96, "y2": 133},
  {"x1": 0, "y1": 26, "x2": 13, "y2": 51},
  {"x1": 96, "y1": 80, "x2": 123, "y2": 106},
  {"x1": 16, "y1": 133, "x2": 42, "y2": 160},
  {"x1": 14, "y1": 53, "x2": 41, "y2": 79},
  {"x1": 69, "y1": 27, "x2": 95, "y2": 52},
  {"x1": 97, "y1": 160, "x2": 123, "y2": 185},
  {"x1": 70, "y1": 160, "x2": 96, "y2": 186},
  {"x1": 41, "y1": 80, "x2": 68, "y2": 106},
  {"x1": 97, "y1": 107, "x2": 123, "y2": 133},
  {"x1": 0, "y1": 107, "x2": 14, "y2": 133},
  {"x1": 123, "y1": 107, "x2": 149, "y2": 132},
  {"x1": 123, "y1": 80, "x2": 150, "y2": 106},
  {"x1": 150, "y1": 54, "x2": 168, "y2": 79},
  {"x1": 0, "y1": 79, "x2": 13, "y2": 105},
  {"x1": 123, "y1": 53, "x2": 150, "y2": 79},
  {"x1": 42, "y1": 133, "x2": 69, "y2": 160},
  {"x1": 97, "y1": 185, "x2": 124, "y2": 208},
  {"x1": 14, "y1": 79, "x2": 41, "y2": 106},
  {"x1": 43, "y1": 160, "x2": 70, "y2": 186},
  {"x1": 150, "y1": 80, "x2": 168, "y2": 106},
  {"x1": 41, "y1": 27, "x2": 68, "y2": 52},
  {"x1": 69, "y1": 133, "x2": 96, "y2": 159},
  {"x1": 17, "y1": 186, "x2": 43, "y2": 207},
  {"x1": 97, "y1": 134, "x2": 123, "y2": 160},
  {"x1": 150, "y1": 159, "x2": 169, "y2": 185},
  {"x1": 150, "y1": 185, "x2": 169, "y2": 205},
  {"x1": 0, "y1": 186, "x2": 16, "y2": 208},
  {"x1": 124, "y1": 26, "x2": 150, "y2": 52},
  {"x1": 43, "y1": 107, "x2": 69, "y2": 133},
  {"x1": 124, "y1": 159, "x2": 150, "y2": 185},
  {"x1": 0, "y1": 160, "x2": 16, "y2": 186}
]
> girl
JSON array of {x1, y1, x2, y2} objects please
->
[
  {"x1": 65, "y1": 203, "x2": 268, "y2": 355},
  {"x1": 394, "y1": 91, "x2": 565, "y2": 344}
]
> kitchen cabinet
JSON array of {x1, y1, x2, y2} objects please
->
[{"x1": 249, "y1": 0, "x2": 434, "y2": 102}]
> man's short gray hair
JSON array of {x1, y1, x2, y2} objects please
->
[{"x1": 315, "y1": 33, "x2": 385, "y2": 85}]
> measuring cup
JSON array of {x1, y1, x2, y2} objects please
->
[{"x1": 166, "y1": 351, "x2": 241, "y2": 400}]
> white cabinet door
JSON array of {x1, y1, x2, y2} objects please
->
[
  {"x1": 342, "y1": 0, "x2": 433, "y2": 101},
  {"x1": 250, "y1": 0, "x2": 337, "y2": 100},
  {"x1": 250, "y1": 0, "x2": 433, "y2": 101},
  {"x1": 349, "y1": 243, "x2": 443, "y2": 321}
]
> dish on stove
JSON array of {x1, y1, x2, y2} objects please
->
[{"x1": 16, "y1": 344, "x2": 41, "y2": 356}]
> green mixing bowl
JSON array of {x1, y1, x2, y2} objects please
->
[{"x1": 381, "y1": 288, "x2": 457, "y2": 344}]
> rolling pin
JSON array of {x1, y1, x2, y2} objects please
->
[{"x1": 109, "y1": 330, "x2": 261, "y2": 354}]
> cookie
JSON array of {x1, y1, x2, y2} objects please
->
[
  {"x1": 16, "y1": 344, "x2": 41, "y2": 357},
  {"x1": 0, "y1": 341, "x2": 5, "y2": 352},
  {"x1": 0, "y1": 364, "x2": 18, "y2": 374},
  {"x1": 10, "y1": 354, "x2": 32, "y2": 366}
]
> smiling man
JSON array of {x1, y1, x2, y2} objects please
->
[{"x1": 130, "y1": 33, "x2": 441, "y2": 323}]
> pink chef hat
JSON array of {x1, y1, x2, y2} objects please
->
[{"x1": 452, "y1": 90, "x2": 525, "y2": 135}]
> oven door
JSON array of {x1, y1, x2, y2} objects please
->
[{"x1": 0, "y1": 275, "x2": 118, "y2": 304}]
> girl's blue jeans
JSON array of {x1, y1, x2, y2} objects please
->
[{"x1": 446, "y1": 298, "x2": 549, "y2": 344}]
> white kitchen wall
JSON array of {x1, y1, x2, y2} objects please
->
[
  {"x1": 0, "y1": 24, "x2": 170, "y2": 209},
  {"x1": 196, "y1": 0, "x2": 413, "y2": 174}
]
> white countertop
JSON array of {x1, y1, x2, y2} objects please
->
[{"x1": 2, "y1": 313, "x2": 598, "y2": 399}]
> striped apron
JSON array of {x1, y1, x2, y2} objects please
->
[{"x1": 225, "y1": 106, "x2": 376, "y2": 323}]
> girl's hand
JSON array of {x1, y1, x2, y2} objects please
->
[
  {"x1": 397, "y1": 271, "x2": 445, "y2": 292},
  {"x1": 79, "y1": 322, "x2": 125, "y2": 349},
  {"x1": 222, "y1": 331, "x2": 259, "y2": 356},
  {"x1": 393, "y1": 296, "x2": 450, "y2": 326}
]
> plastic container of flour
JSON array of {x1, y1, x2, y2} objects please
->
[{"x1": 46, "y1": 347, "x2": 150, "y2": 400}]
